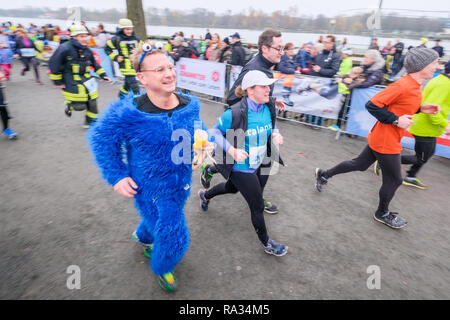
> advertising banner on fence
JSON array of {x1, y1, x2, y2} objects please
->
[
  {"x1": 176, "y1": 58, "x2": 226, "y2": 97},
  {"x1": 346, "y1": 87, "x2": 450, "y2": 158},
  {"x1": 272, "y1": 72, "x2": 343, "y2": 119}
]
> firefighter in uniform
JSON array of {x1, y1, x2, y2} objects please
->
[
  {"x1": 49, "y1": 24, "x2": 111, "y2": 128},
  {"x1": 105, "y1": 18, "x2": 141, "y2": 98}
]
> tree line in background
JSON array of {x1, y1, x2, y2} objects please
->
[{"x1": 0, "y1": 7, "x2": 446, "y2": 35}]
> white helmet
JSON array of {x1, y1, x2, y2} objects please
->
[
  {"x1": 118, "y1": 18, "x2": 134, "y2": 29},
  {"x1": 70, "y1": 24, "x2": 88, "y2": 37}
]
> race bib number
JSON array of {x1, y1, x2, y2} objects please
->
[
  {"x1": 83, "y1": 78, "x2": 98, "y2": 93},
  {"x1": 249, "y1": 145, "x2": 267, "y2": 169},
  {"x1": 21, "y1": 48, "x2": 36, "y2": 57}
]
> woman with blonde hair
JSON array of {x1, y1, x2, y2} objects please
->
[{"x1": 206, "y1": 33, "x2": 221, "y2": 61}]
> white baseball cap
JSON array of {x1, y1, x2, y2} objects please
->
[
  {"x1": 341, "y1": 47, "x2": 353, "y2": 56},
  {"x1": 241, "y1": 70, "x2": 277, "y2": 90}
]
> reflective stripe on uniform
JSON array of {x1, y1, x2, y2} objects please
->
[
  {"x1": 74, "y1": 75, "x2": 82, "y2": 81},
  {"x1": 108, "y1": 52, "x2": 118, "y2": 60},
  {"x1": 49, "y1": 73, "x2": 62, "y2": 80},
  {"x1": 96, "y1": 68, "x2": 105, "y2": 75},
  {"x1": 86, "y1": 110, "x2": 98, "y2": 119},
  {"x1": 120, "y1": 43, "x2": 129, "y2": 57},
  {"x1": 88, "y1": 91, "x2": 99, "y2": 99},
  {"x1": 72, "y1": 64, "x2": 80, "y2": 74},
  {"x1": 120, "y1": 87, "x2": 129, "y2": 94},
  {"x1": 120, "y1": 69, "x2": 137, "y2": 76},
  {"x1": 62, "y1": 84, "x2": 88, "y2": 102}
]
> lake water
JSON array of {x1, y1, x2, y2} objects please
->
[{"x1": 2, "y1": 16, "x2": 448, "y2": 54}]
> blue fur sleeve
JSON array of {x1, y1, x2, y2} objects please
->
[{"x1": 88, "y1": 105, "x2": 130, "y2": 186}]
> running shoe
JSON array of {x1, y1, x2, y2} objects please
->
[
  {"x1": 132, "y1": 231, "x2": 153, "y2": 259},
  {"x1": 198, "y1": 189, "x2": 210, "y2": 212},
  {"x1": 264, "y1": 239, "x2": 288, "y2": 256},
  {"x1": 158, "y1": 272, "x2": 177, "y2": 291},
  {"x1": 263, "y1": 199, "x2": 279, "y2": 214},
  {"x1": 373, "y1": 160, "x2": 381, "y2": 176},
  {"x1": 64, "y1": 105, "x2": 72, "y2": 117},
  {"x1": 200, "y1": 163, "x2": 214, "y2": 189},
  {"x1": 403, "y1": 177, "x2": 427, "y2": 190},
  {"x1": 373, "y1": 211, "x2": 407, "y2": 229},
  {"x1": 315, "y1": 168, "x2": 328, "y2": 192},
  {"x1": 2, "y1": 128, "x2": 18, "y2": 139}
]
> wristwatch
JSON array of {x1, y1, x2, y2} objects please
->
[{"x1": 392, "y1": 119, "x2": 399, "y2": 126}]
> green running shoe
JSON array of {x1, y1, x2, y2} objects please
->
[
  {"x1": 132, "y1": 231, "x2": 153, "y2": 258},
  {"x1": 403, "y1": 177, "x2": 427, "y2": 190},
  {"x1": 200, "y1": 163, "x2": 215, "y2": 189},
  {"x1": 158, "y1": 272, "x2": 177, "y2": 292},
  {"x1": 263, "y1": 199, "x2": 279, "y2": 214}
]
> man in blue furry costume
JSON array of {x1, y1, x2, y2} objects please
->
[{"x1": 88, "y1": 41, "x2": 211, "y2": 291}]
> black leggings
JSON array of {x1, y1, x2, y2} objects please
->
[
  {"x1": 21, "y1": 57, "x2": 40, "y2": 80},
  {"x1": 0, "y1": 87, "x2": 9, "y2": 130},
  {"x1": 205, "y1": 167, "x2": 270, "y2": 246},
  {"x1": 324, "y1": 145, "x2": 403, "y2": 213},
  {"x1": 401, "y1": 136, "x2": 436, "y2": 178}
]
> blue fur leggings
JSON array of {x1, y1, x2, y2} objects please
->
[{"x1": 134, "y1": 190, "x2": 190, "y2": 276}]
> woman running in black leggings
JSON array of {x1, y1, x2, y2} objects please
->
[
  {"x1": 315, "y1": 48, "x2": 440, "y2": 229},
  {"x1": 198, "y1": 70, "x2": 287, "y2": 256}
]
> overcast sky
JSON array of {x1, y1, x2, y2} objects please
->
[{"x1": 3, "y1": 0, "x2": 450, "y2": 17}]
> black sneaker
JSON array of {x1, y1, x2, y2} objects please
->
[
  {"x1": 198, "y1": 189, "x2": 210, "y2": 212},
  {"x1": 200, "y1": 163, "x2": 214, "y2": 189},
  {"x1": 64, "y1": 105, "x2": 72, "y2": 117},
  {"x1": 315, "y1": 168, "x2": 328, "y2": 192},
  {"x1": 373, "y1": 211, "x2": 407, "y2": 229},
  {"x1": 263, "y1": 199, "x2": 279, "y2": 214}
]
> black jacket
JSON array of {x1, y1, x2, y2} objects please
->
[
  {"x1": 230, "y1": 41, "x2": 246, "y2": 66},
  {"x1": 347, "y1": 60, "x2": 385, "y2": 89},
  {"x1": 275, "y1": 54, "x2": 296, "y2": 74},
  {"x1": 104, "y1": 29, "x2": 140, "y2": 62},
  {"x1": 214, "y1": 97, "x2": 284, "y2": 180},
  {"x1": 49, "y1": 39, "x2": 106, "y2": 86},
  {"x1": 170, "y1": 44, "x2": 198, "y2": 62},
  {"x1": 310, "y1": 49, "x2": 340, "y2": 77},
  {"x1": 227, "y1": 53, "x2": 276, "y2": 106}
]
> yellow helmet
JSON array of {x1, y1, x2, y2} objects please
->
[
  {"x1": 118, "y1": 18, "x2": 134, "y2": 29},
  {"x1": 70, "y1": 24, "x2": 88, "y2": 37}
]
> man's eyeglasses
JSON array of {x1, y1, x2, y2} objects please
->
[
  {"x1": 139, "y1": 65, "x2": 176, "y2": 74},
  {"x1": 269, "y1": 46, "x2": 284, "y2": 53}
]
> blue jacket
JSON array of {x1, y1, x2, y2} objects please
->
[
  {"x1": 275, "y1": 54, "x2": 296, "y2": 74},
  {"x1": 88, "y1": 93, "x2": 207, "y2": 198},
  {"x1": 294, "y1": 50, "x2": 312, "y2": 69}
]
